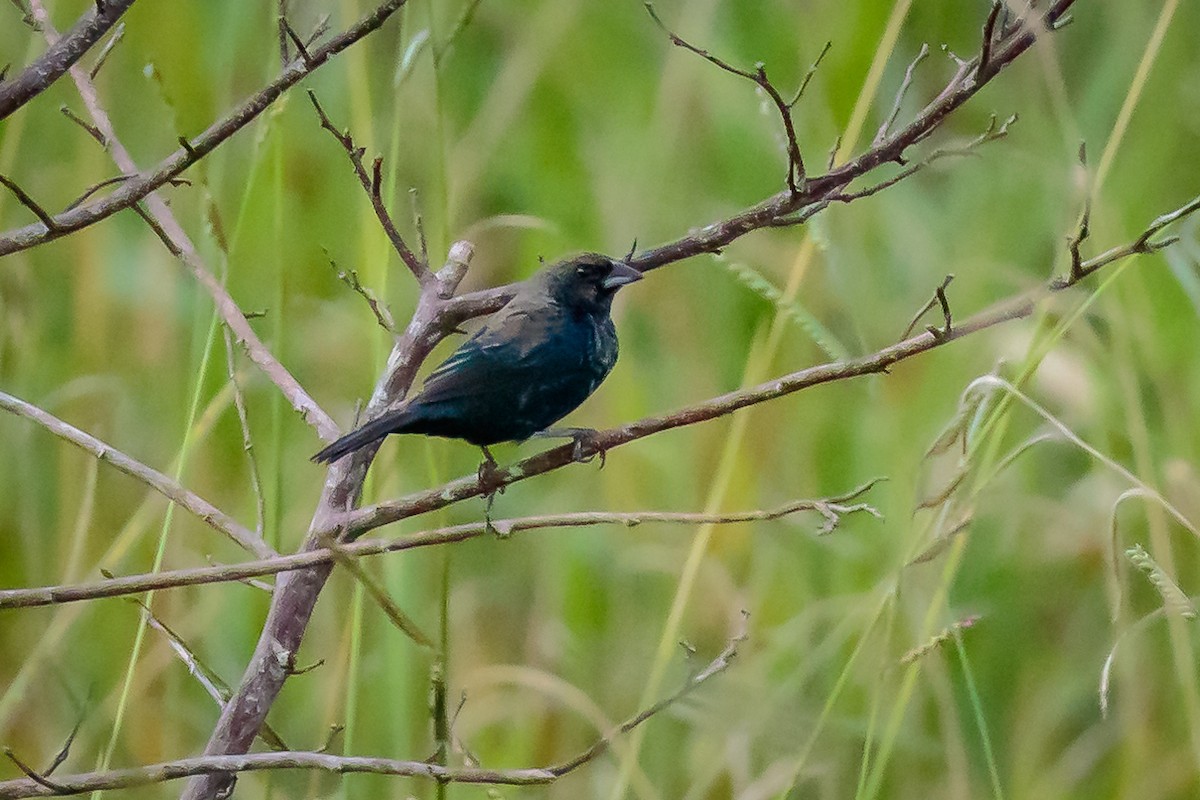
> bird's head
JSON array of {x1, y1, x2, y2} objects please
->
[{"x1": 539, "y1": 253, "x2": 642, "y2": 315}]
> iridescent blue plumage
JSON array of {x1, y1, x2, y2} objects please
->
[{"x1": 311, "y1": 253, "x2": 640, "y2": 463}]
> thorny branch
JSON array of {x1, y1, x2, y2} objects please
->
[{"x1": 0, "y1": 481, "x2": 883, "y2": 609}]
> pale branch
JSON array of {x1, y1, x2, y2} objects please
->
[
  {"x1": 185, "y1": 5, "x2": 1076, "y2": 793},
  {"x1": 134, "y1": 599, "x2": 290, "y2": 751},
  {"x1": 87, "y1": 19, "x2": 125, "y2": 80},
  {"x1": 307, "y1": 90, "x2": 430, "y2": 283},
  {"x1": 181, "y1": 242, "x2": 475, "y2": 800},
  {"x1": 0, "y1": 0, "x2": 134, "y2": 120},
  {"x1": 1052, "y1": 193, "x2": 1200, "y2": 288},
  {"x1": 0, "y1": 389, "x2": 275, "y2": 560},
  {"x1": 0, "y1": 483, "x2": 881, "y2": 609},
  {"x1": 348, "y1": 191, "x2": 1200, "y2": 534},
  {"x1": 0, "y1": 0, "x2": 411, "y2": 256},
  {"x1": 30, "y1": 2, "x2": 339, "y2": 440},
  {"x1": 325, "y1": 252, "x2": 398, "y2": 334},
  {"x1": 0, "y1": 618, "x2": 745, "y2": 798},
  {"x1": 434, "y1": 0, "x2": 1077, "y2": 327}
]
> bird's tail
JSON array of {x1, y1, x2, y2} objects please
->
[{"x1": 311, "y1": 408, "x2": 412, "y2": 464}]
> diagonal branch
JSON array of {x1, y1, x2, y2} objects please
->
[
  {"x1": 0, "y1": 389, "x2": 275, "y2": 559},
  {"x1": 308, "y1": 90, "x2": 431, "y2": 284},
  {"x1": 0, "y1": 0, "x2": 411, "y2": 256},
  {"x1": 27, "y1": 0, "x2": 338, "y2": 440},
  {"x1": 0, "y1": 0, "x2": 135, "y2": 120},
  {"x1": 348, "y1": 191, "x2": 1200, "y2": 534},
  {"x1": 434, "y1": 0, "x2": 1078, "y2": 327},
  {"x1": 645, "y1": 2, "x2": 806, "y2": 192}
]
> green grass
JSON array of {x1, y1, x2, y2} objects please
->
[{"x1": 3, "y1": 0, "x2": 1200, "y2": 798}]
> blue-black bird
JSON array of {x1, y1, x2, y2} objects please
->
[{"x1": 311, "y1": 253, "x2": 642, "y2": 464}]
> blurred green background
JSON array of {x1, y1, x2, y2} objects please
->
[{"x1": 2, "y1": 0, "x2": 1200, "y2": 798}]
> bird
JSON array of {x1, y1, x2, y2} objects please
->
[{"x1": 311, "y1": 252, "x2": 642, "y2": 465}]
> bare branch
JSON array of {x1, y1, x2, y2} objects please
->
[
  {"x1": 0, "y1": 618, "x2": 745, "y2": 798},
  {"x1": 0, "y1": 174, "x2": 59, "y2": 231},
  {"x1": 0, "y1": 0, "x2": 412, "y2": 256},
  {"x1": 87, "y1": 20, "x2": 124, "y2": 79},
  {"x1": 0, "y1": 389, "x2": 275, "y2": 559},
  {"x1": 0, "y1": 0, "x2": 134, "y2": 120},
  {"x1": 788, "y1": 40, "x2": 832, "y2": 107},
  {"x1": 222, "y1": 331, "x2": 267, "y2": 537},
  {"x1": 901, "y1": 274, "x2": 955, "y2": 340},
  {"x1": 307, "y1": 90, "x2": 431, "y2": 283},
  {"x1": 547, "y1": 611, "x2": 748, "y2": 777},
  {"x1": 326, "y1": 252, "x2": 397, "y2": 334},
  {"x1": 875, "y1": 43, "x2": 930, "y2": 147},
  {"x1": 30, "y1": 5, "x2": 339, "y2": 439},
  {"x1": 645, "y1": 2, "x2": 806, "y2": 191},
  {"x1": 0, "y1": 482, "x2": 882, "y2": 609}
]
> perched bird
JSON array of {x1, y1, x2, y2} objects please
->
[{"x1": 311, "y1": 253, "x2": 642, "y2": 465}]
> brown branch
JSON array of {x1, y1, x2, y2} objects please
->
[
  {"x1": 0, "y1": 389, "x2": 275, "y2": 560},
  {"x1": 0, "y1": 0, "x2": 411, "y2": 256},
  {"x1": 0, "y1": 753, "x2": 554, "y2": 798},
  {"x1": 31, "y1": 6, "x2": 339, "y2": 440},
  {"x1": 0, "y1": 483, "x2": 881, "y2": 609},
  {"x1": 180, "y1": 242, "x2": 474, "y2": 800},
  {"x1": 180, "y1": 6, "x2": 1076, "y2": 794},
  {"x1": 0, "y1": 0, "x2": 134, "y2": 120},
  {"x1": 645, "y1": 2, "x2": 806, "y2": 191},
  {"x1": 307, "y1": 90, "x2": 430, "y2": 283},
  {"x1": 0, "y1": 618, "x2": 745, "y2": 798},
  {"x1": 0, "y1": 174, "x2": 58, "y2": 231},
  {"x1": 349, "y1": 191, "x2": 1200, "y2": 534},
  {"x1": 436, "y1": 0, "x2": 1078, "y2": 327}
]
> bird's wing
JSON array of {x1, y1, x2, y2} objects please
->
[{"x1": 415, "y1": 307, "x2": 580, "y2": 406}]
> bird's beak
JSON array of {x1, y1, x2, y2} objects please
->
[{"x1": 602, "y1": 261, "x2": 643, "y2": 290}]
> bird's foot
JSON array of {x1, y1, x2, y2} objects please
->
[
  {"x1": 532, "y1": 427, "x2": 605, "y2": 467},
  {"x1": 477, "y1": 446, "x2": 506, "y2": 523}
]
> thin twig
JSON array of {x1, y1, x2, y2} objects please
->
[
  {"x1": 0, "y1": 389, "x2": 275, "y2": 559},
  {"x1": 307, "y1": 90, "x2": 430, "y2": 283},
  {"x1": 0, "y1": 618, "x2": 745, "y2": 798},
  {"x1": 87, "y1": 20, "x2": 124, "y2": 79},
  {"x1": 645, "y1": 2, "x2": 806, "y2": 192},
  {"x1": 901, "y1": 274, "x2": 955, "y2": 340},
  {"x1": 326, "y1": 252, "x2": 398, "y2": 334},
  {"x1": 0, "y1": 482, "x2": 882, "y2": 609},
  {"x1": 0, "y1": 174, "x2": 58, "y2": 230},
  {"x1": 875, "y1": 43, "x2": 930, "y2": 147},
  {"x1": 59, "y1": 105, "x2": 105, "y2": 145},
  {"x1": 222, "y1": 330, "x2": 267, "y2": 537},
  {"x1": 0, "y1": 0, "x2": 412, "y2": 255},
  {"x1": 788, "y1": 40, "x2": 832, "y2": 107}
]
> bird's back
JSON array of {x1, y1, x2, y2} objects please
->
[{"x1": 402, "y1": 290, "x2": 618, "y2": 445}]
